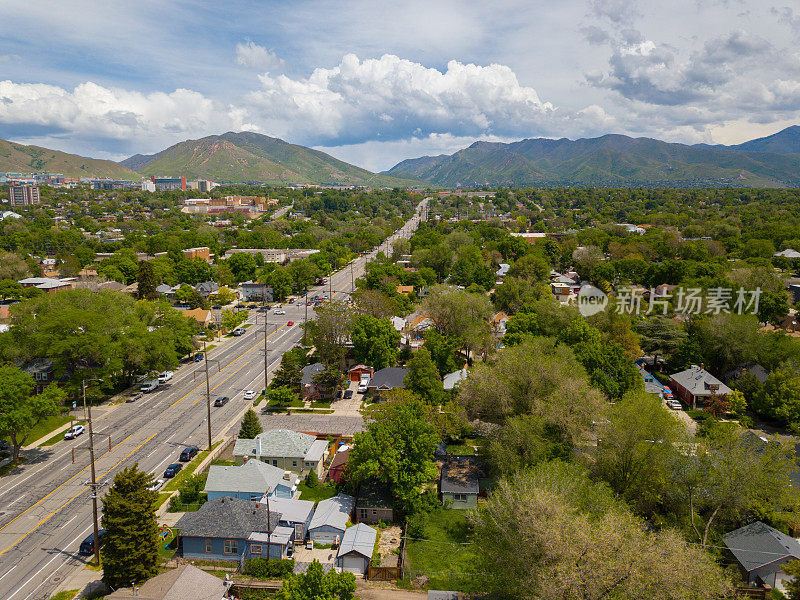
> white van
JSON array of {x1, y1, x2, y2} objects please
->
[
  {"x1": 140, "y1": 379, "x2": 159, "y2": 393},
  {"x1": 357, "y1": 374, "x2": 370, "y2": 394},
  {"x1": 158, "y1": 371, "x2": 174, "y2": 384}
]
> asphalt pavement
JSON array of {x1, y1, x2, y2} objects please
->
[{"x1": 0, "y1": 198, "x2": 427, "y2": 600}]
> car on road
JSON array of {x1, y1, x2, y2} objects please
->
[
  {"x1": 214, "y1": 396, "x2": 230, "y2": 407},
  {"x1": 287, "y1": 321, "x2": 294, "y2": 326},
  {"x1": 164, "y1": 463, "x2": 183, "y2": 478},
  {"x1": 79, "y1": 529, "x2": 106, "y2": 555},
  {"x1": 243, "y1": 390, "x2": 257, "y2": 401},
  {"x1": 256, "y1": 307, "x2": 266, "y2": 312},
  {"x1": 140, "y1": 379, "x2": 160, "y2": 393},
  {"x1": 158, "y1": 370, "x2": 174, "y2": 384},
  {"x1": 274, "y1": 309, "x2": 285, "y2": 315},
  {"x1": 232, "y1": 327, "x2": 246, "y2": 336},
  {"x1": 343, "y1": 390, "x2": 354, "y2": 399},
  {"x1": 147, "y1": 479, "x2": 164, "y2": 492},
  {"x1": 64, "y1": 424, "x2": 85, "y2": 440},
  {"x1": 179, "y1": 446, "x2": 199, "y2": 462},
  {"x1": 126, "y1": 393, "x2": 143, "y2": 403},
  {"x1": 193, "y1": 352, "x2": 204, "y2": 362}
]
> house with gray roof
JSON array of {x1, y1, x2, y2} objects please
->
[
  {"x1": 440, "y1": 456, "x2": 481, "y2": 510},
  {"x1": 203, "y1": 459, "x2": 299, "y2": 502},
  {"x1": 300, "y1": 362, "x2": 326, "y2": 398},
  {"x1": 367, "y1": 367, "x2": 408, "y2": 398},
  {"x1": 262, "y1": 496, "x2": 315, "y2": 542},
  {"x1": 308, "y1": 494, "x2": 355, "y2": 544},
  {"x1": 233, "y1": 429, "x2": 329, "y2": 477},
  {"x1": 176, "y1": 496, "x2": 293, "y2": 561},
  {"x1": 775, "y1": 248, "x2": 800, "y2": 259},
  {"x1": 336, "y1": 523, "x2": 377, "y2": 576},
  {"x1": 723, "y1": 521, "x2": 800, "y2": 591},
  {"x1": 105, "y1": 564, "x2": 226, "y2": 600},
  {"x1": 443, "y1": 367, "x2": 469, "y2": 391},
  {"x1": 669, "y1": 365, "x2": 731, "y2": 409},
  {"x1": 355, "y1": 480, "x2": 394, "y2": 524}
]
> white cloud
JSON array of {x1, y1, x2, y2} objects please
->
[
  {"x1": 244, "y1": 53, "x2": 556, "y2": 145},
  {"x1": 235, "y1": 41, "x2": 285, "y2": 72}
]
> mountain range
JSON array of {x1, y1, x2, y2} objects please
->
[
  {"x1": 385, "y1": 126, "x2": 800, "y2": 188},
  {"x1": 3, "y1": 126, "x2": 800, "y2": 188},
  {"x1": 120, "y1": 131, "x2": 416, "y2": 187}
]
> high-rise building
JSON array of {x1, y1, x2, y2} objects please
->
[
  {"x1": 8, "y1": 185, "x2": 40, "y2": 206},
  {"x1": 151, "y1": 176, "x2": 186, "y2": 191}
]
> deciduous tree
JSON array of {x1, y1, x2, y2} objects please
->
[{"x1": 350, "y1": 314, "x2": 400, "y2": 369}]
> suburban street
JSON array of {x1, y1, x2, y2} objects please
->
[{"x1": 0, "y1": 198, "x2": 427, "y2": 600}]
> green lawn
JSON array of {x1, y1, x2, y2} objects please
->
[
  {"x1": 446, "y1": 443, "x2": 476, "y2": 456},
  {"x1": 311, "y1": 400, "x2": 332, "y2": 408},
  {"x1": 265, "y1": 398, "x2": 304, "y2": 408},
  {"x1": 402, "y1": 509, "x2": 479, "y2": 592},
  {"x1": 163, "y1": 441, "x2": 220, "y2": 492},
  {"x1": 41, "y1": 420, "x2": 87, "y2": 446},
  {"x1": 297, "y1": 481, "x2": 337, "y2": 504},
  {"x1": 16, "y1": 414, "x2": 74, "y2": 447},
  {"x1": 48, "y1": 590, "x2": 79, "y2": 600}
]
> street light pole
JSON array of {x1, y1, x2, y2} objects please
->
[
  {"x1": 203, "y1": 341, "x2": 212, "y2": 451},
  {"x1": 83, "y1": 379, "x2": 101, "y2": 567},
  {"x1": 303, "y1": 286, "x2": 308, "y2": 347},
  {"x1": 263, "y1": 304, "x2": 269, "y2": 393}
]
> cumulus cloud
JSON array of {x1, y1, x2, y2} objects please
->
[
  {"x1": 235, "y1": 41, "x2": 285, "y2": 72},
  {"x1": 0, "y1": 80, "x2": 254, "y2": 155},
  {"x1": 243, "y1": 53, "x2": 557, "y2": 146}
]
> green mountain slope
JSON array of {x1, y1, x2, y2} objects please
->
[
  {"x1": 122, "y1": 132, "x2": 419, "y2": 186},
  {"x1": 386, "y1": 131, "x2": 800, "y2": 188},
  {"x1": 0, "y1": 138, "x2": 139, "y2": 179}
]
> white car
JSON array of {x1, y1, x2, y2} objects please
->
[
  {"x1": 243, "y1": 390, "x2": 257, "y2": 401},
  {"x1": 666, "y1": 398, "x2": 682, "y2": 410},
  {"x1": 158, "y1": 371, "x2": 174, "y2": 384},
  {"x1": 147, "y1": 479, "x2": 164, "y2": 492},
  {"x1": 274, "y1": 309, "x2": 286, "y2": 315},
  {"x1": 64, "y1": 424, "x2": 85, "y2": 440}
]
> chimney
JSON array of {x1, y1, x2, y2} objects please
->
[
  {"x1": 283, "y1": 471, "x2": 291, "y2": 481},
  {"x1": 256, "y1": 436, "x2": 261, "y2": 456}
]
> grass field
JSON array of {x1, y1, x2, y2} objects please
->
[
  {"x1": 401, "y1": 509, "x2": 479, "y2": 592},
  {"x1": 41, "y1": 419, "x2": 87, "y2": 446},
  {"x1": 297, "y1": 481, "x2": 337, "y2": 504},
  {"x1": 446, "y1": 443, "x2": 476, "y2": 456},
  {"x1": 48, "y1": 590, "x2": 79, "y2": 600},
  {"x1": 20, "y1": 414, "x2": 75, "y2": 447}
]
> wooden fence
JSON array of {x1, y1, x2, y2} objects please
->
[
  {"x1": 734, "y1": 585, "x2": 771, "y2": 599},
  {"x1": 367, "y1": 566, "x2": 402, "y2": 580}
]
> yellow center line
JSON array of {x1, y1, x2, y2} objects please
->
[{"x1": 0, "y1": 432, "x2": 158, "y2": 558}]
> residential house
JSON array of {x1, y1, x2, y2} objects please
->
[
  {"x1": 443, "y1": 367, "x2": 469, "y2": 391},
  {"x1": 348, "y1": 364, "x2": 374, "y2": 383},
  {"x1": 105, "y1": 564, "x2": 227, "y2": 600},
  {"x1": 510, "y1": 232, "x2": 547, "y2": 244},
  {"x1": 367, "y1": 367, "x2": 408, "y2": 398},
  {"x1": 203, "y1": 459, "x2": 299, "y2": 501},
  {"x1": 233, "y1": 429, "x2": 329, "y2": 477},
  {"x1": 723, "y1": 521, "x2": 800, "y2": 591},
  {"x1": 669, "y1": 365, "x2": 731, "y2": 409},
  {"x1": 776, "y1": 314, "x2": 800, "y2": 333},
  {"x1": 155, "y1": 283, "x2": 176, "y2": 299},
  {"x1": 336, "y1": 523, "x2": 377, "y2": 576},
  {"x1": 355, "y1": 480, "x2": 394, "y2": 524},
  {"x1": 195, "y1": 281, "x2": 219, "y2": 297},
  {"x1": 725, "y1": 362, "x2": 769, "y2": 386},
  {"x1": 97, "y1": 281, "x2": 126, "y2": 292},
  {"x1": 176, "y1": 496, "x2": 294, "y2": 561},
  {"x1": 240, "y1": 280, "x2": 273, "y2": 302},
  {"x1": 308, "y1": 494, "x2": 355, "y2": 544},
  {"x1": 263, "y1": 496, "x2": 315, "y2": 542},
  {"x1": 184, "y1": 308, "x2": 215, "y2": 328},
  {"x1": 18, "y1": 277, "x2": 72, "y2": 293},
  {"x1": 301, "y1": 362, "x2": 326, "y2": 399},
  {"x1": 440, "y1": 456, "x2": 481, "y2": 510},
  {"x1": 495, "y1": 263, "x2": 510, "y2": 280},
  {"x1": 396, "y1": 285, "x2": 414, "y2": 296},
  {"x1": 327, "y1": 448, "x2": 350, "y2": 484},
  {"x1": 775, "y1": 249, "x2": 800, "y2": 259},
  {"x1": 490, "y1": 311, "x2": 510, "y2": 336},
  {"x1": 23, "y1": 358, "x2": 58, "y2": 393},
  {"x1": 122, "y1": 282, "x2": 138, "y2": 296}
]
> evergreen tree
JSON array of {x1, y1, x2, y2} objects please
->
[
  {"x1": 239, "y1": 409, "x2": 262, "y2": 439},
  {"x1": 101, "y1": 465, "x2": 159, "y2": 589},
  {"x1": 405, "y1": 347, "x2": 444, "y2": 404},
  {"x1": 137, "y1": 261, "x2": 158, "y2": 300}
]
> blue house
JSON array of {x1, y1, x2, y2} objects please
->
[
  {"x1": 203, "y1": 459, "x2": 299, "y2": 502},
  {"x1": 177, "y1": 496, "x2": 294, "y2": 561}
]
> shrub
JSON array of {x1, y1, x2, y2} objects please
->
[
  {"x1": 306, "y1": 469, "x2": 318, "y2": 488},
  {"x1": 244, "y1": 557, "x2": 295, "y2": 579},
  {"x1": 178, "y1": 473, "x2": 207, "y2": 504}
]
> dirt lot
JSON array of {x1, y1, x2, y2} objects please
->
[
  {"x1": 356, "y1": 582, "x2": 426, "y2": 600},
  {"x1": 377, "y1": 525, "x2": 402, "y2": 567}
]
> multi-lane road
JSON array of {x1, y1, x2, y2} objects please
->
[{"x1": 0, "y1": 199, "x2": 427, "y2": 600}]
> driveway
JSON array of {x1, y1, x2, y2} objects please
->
[
  {"x1": 294, "y1": 545, "x2": 336, "y2": 567},
  {"x1": 332, "y1": 382, "x2": 364, "y2": 417}
]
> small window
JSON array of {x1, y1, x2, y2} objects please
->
[
  {"x1": 250, "y1": 494, "x2": 260, "y2": 501},
  {"x1": 453, "y1": 493, "x2": 467, "y2": 502},
  {"x1": 292, "y1": 461, "x2": 297, "y2": 467},
  {"x1": 205, "y1": 539, "x2": 213, "y2": 553},
  {"x1": 273, "y1": 460, "x2": 278, "y2": 467},
  {"x1": 251, "y1": 544, "x2": 262, "y2": 555},
  {"x1": 372, "y1": 510, "x2": 377, "y2": 516},
  {"x1": 224, "y1": 540, "x2": 239, "y2": 555}
]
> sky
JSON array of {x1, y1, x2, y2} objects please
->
[{"x1": 1, "y1": 0, "x2": 799, "y2": 171}]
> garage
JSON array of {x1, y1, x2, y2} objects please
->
[{"x1": 336, "y1": 523, "x2": 377, "y2": 577}]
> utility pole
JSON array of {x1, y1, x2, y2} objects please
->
[
  {"x1": 303, "y1": 286, "x2": 308, "y2": 347},
  {"x1": 82, "y1": 379, "x2": 101, "y2": 567},
  {"x1": 264, "y1": 491, "x2": 271, "y2": 566},
  {"x1": 263, "y1": 301, "x2": 269, "y2": 393},
  {"x1": 203, "y1": 341, "x2": 212, "y2": 451},
  {"x1": 350, "y1": 261, "x2": 354, "y2": 292}
]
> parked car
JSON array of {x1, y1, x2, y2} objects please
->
[
  {"x1": 274, "y1": 309, "x2": 286, "y2": 315},
  {"x1": 212, "y1": 304, "x2": 222, "y2": 310},
  {"x1": 140, "y1": 379, "x2": 159, "y2": 393},
  {"x1": 214, "y1": 396, "x2": 230, "y2": 407},
  {"x1": 126, "y1": 393, "x2": 143, "y2": 403},
  {"x1": 158, "y1": 370, "x2": 174, "y2": 384},
  {"x1": 232, "y1": 328, "x2": 246, "y2": 336},
  {"x1": 243, "y1": 390, "x2": 257, "y2": 401},
  {"x1": 343, "y1": 390, "x2": 354, "y2": 399},
  {"x1": 147, "y1": 479, "x2": 164, "y2": 492},
  {"x1": 163, "y1": 463, "x2": 183, "y2": 478},
  {"x1": 336, "y1": 389, "x2": 343, "y2": 399},
  {"x1": 64, "y1": 424, "x2": 85, "y2": 440},
  {"x1": 179, "y1": 446, "x2": 199, "y2": 462},
  {"x1": 194, "y1": 352, "x2": 204, "y2": 362},
  {"x1": 79, "y1": 529, "x2": 106, "y2": 555},
  {"x1": 357, "y1": 381, "x2": 369, "y2": 393},
  {"x1": 666, "y1": 398, "x2": 683, "y2": 410}
]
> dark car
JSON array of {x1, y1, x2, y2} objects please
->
[
  {"x1": 163, "y1": 463, "x2": 183, "y2": 478},
  {"x1": 214, "y1": 396, "x2": 230, "y2": 407},
  {"x1": 194, "y1": 352, "x2": 204, "y2": 362},
  {"x1": 336, "y1": 389, "x2": 343, "y2": 399},
  {"x1": 343, "y1": 390, "x2": 354, "y2": 399},
  {"x1": 79, "y1": 529, "x2": 106, "y2": 555},
  {"x1": 179, "y1": 446, "x2": 199, "y2": 462},
  {"x1": 126, "y1": 393, "x2": 143, "y2": 403},
  {"x1": 212, "y1": 304, "x2": 222, "y2": 310}
]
